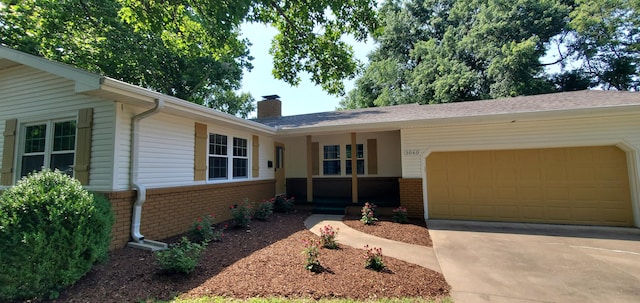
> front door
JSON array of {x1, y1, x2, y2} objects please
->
[{"x1": 275, "y1": 142, "x2": 285, "y2": 195}]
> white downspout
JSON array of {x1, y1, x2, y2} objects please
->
[{"x1": 130, "y1": 98, "x2": 164, "y2": 243}]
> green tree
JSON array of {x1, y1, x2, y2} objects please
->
[
  {"x1": 569, "y1": 0, "x2": 640, "y2": 90},
  {"x1": 342, "y1": 0, "x2": 638, "y2": 109},
  {"x1": 0, "y1": 0, "x2": 378, "y2": 116}
]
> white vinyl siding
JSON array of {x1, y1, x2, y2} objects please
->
[
  {"x1": 136, "y1": 112, "x2": 194, "y2": 188},
  {"x1": 258, "y1": 135, "x2": 275, "y2": 180},
  {"x1": 401, "y1": 114, "x2": 640, "y2": 178},
  {"x1": 0, "y1": 65, "x2": 116, "y2": 190}
]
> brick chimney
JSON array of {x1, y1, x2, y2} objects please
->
[{"x1": 257, "y1": 95, "x2": 282, "y2": 119}]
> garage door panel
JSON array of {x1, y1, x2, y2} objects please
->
[
  {"x1": 430, "y1": 186, "x2": 450, "y2": 201},
  {"x1": 430, "y1": 204, "x2": 451, "y2": 217},
  {"x1": 495, "y1": 187, "x2": 517, "y2": 201},
  {"x1": 427, "y1": 146, "x2": 633, "y2": 226},
  {"x1": 568, "y1": 167, "x2": 596, "y2": 182},
  {"x1": 542, "y1": 187, "x2": 570, "y2": 201},
  {"x1": 495, "y1": 206, "x2": 519, "y2": 218},
  {"x1": 517, "y1": 168, "x2": 542, "y2": 183},
  {"x1": 470, "y1": 187, "x2": 493, "y2": 200},
  {"x1": 518, "y1": 187, "x2": 543, "y2": 201},
  {"x1": 451, "y1": 187, "x2": 470, "y2": 200},
  {"x1": 570, "y1": 187, "x2": 599, "y2": 201},
  {"x1": 543, "y1": 166, "x2": 568, "y2": 182},
  {"x1": 598, "y1": 188, "x2": 628, "y2": 202},
  {"x1": 472, "y1": 205, "x2": 494, "y2": 218},
  {"x1": 522, "y1": 206, "x2": 545, "y2": 219},
  {"x1": 452, "y1": 205, "x2": 472, "y2": 216},
  {"x1": 568, "y1": 148, "x2": 596, "y2": 163},
  {"x1": 545, "y1": 207, "x2": 572, "y2": 220}
]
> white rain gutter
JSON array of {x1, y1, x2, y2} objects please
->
[{"x1": 130, "y1": 98, "x2": 164, "y2": 245}]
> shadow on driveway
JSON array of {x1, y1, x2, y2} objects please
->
[{"x1": 428, "y1": 220, "x2": 640, "y2": 303}]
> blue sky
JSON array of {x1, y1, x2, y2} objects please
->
[{"x1": 239, "y1": 23, "x2": 375, "y2": 117}]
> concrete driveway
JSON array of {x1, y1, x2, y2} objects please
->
[{"x1": 428, "y1": 220, "x2": 640, "y2": 303}]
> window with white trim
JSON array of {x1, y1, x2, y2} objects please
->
[
  {"x1": 208, "y1": 133, "x2": 249, "y2": 180},
  {"x1": 232, "y1": 137, "x2": 248, "y2": 178},
  {"x1": 323, "y1": 145, "x2": 340, "y2": 175},
  {"x1": 20, "y1": 119, "x2": 77, "y2": 177},
  {"x1": 208, "y1": 134, "x2": 227, "y2": 179},
  {"x1": 346, "y1": 144, "x2": 364, "y2": 175}
]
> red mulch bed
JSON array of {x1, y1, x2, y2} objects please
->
[
  {"x1": 343, "y1": 215, "x2": 433, "y2": 247},
  {"x1": 51, "y1": 211, "x2": 449, "y2": 302}
]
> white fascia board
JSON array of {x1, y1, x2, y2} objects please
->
[
  {"x1": 100, "y1": 77, "x2": 276, "y2": 135},
  {"x1": 0, "y1": 46, "x2": 102, "y2": 93}
]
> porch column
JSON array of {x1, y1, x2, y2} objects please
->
[
  {"x1": 306, "y1": 135, "x2": 314, "y2": 202},
  {"x1": 351, "y1": 132, "x2": 358, "y2": 203}
]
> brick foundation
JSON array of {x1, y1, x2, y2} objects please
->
[
  {"x1": 105, "y1": 180, "x2": 275, "y2": 250},
  {"x1": 399, "y1": 178, "x2": 424, "y2": 218}
]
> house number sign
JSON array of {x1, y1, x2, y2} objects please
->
[{"x1": 404, "y1": 149, "x2": 421, "y2": 156}]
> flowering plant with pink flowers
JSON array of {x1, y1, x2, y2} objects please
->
[
  {"x1": 188, "y1": 213, "x2": 225, "y2": 243},
  {"x1": 360, "y1": 202, "x2": 378, "y2": 225},
  {"x1": 319, "y1": 225, "x2": 339, "y2": 249},
  {"x1": 392, "y1": 206, "x2": 408, "y2": 223},
  {"x1": 363, "y1": 245, "x2": 385, "y2": 271}
]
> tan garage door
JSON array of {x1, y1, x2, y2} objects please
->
[{"x1": 427, "y1": 146, "x2": 633, "y2": 226}]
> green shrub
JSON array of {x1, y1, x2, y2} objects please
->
[
  {"x1": 0, "y1": 170, "x2": 114, "y2": 301},
  {"x1": 230, "y1": 199, "x2": 252, "y2": 228},
  {"x1": 188, "y1": 213, "x2": 224, "y2": 243},
  {"x1": 273, "y1": 195, "x2": 295, "y2": 213},
  {"x1": 252, "y1": 199, "x2": 274, "y2": 221},
  {"x1": 155, "y1": 237, "x2": 207, "y2": 274},
  {"x1": 302, "y1": 239, "x2": 322, "y2": 273},
  {"x1": 392, "y1": 206, "x2": 408, "y2": 223}
]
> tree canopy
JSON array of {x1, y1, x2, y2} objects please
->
[
  {"x1": 340, "y1": 0, "x2": 640, "y2": 109},
  {"x1": 0, "y1": 0, "x2": 378, "y2": 117}
]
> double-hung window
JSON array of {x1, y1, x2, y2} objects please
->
[
  {"x1": 208, "y1": 133, "x2": 249, "y2": 180},
  {"x1": 209, "y1": 134, "x2": 228, "y2": 179},
  {"x1": 232, "y1": 137, "x2": 248, "y2": 178},
  {"x1": 323, "y1": 145, "x2": 340, "y2": 175},
  {"x1": 20, "y1": 120, "x2": 77, "y2": 177},
  {"x1": 346, "y1": 144, "x2": 364, "y2": 175}
]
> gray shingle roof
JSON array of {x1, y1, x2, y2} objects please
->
[{"x1": 254, "y1": 90, "x2": 640, "y2": 130}]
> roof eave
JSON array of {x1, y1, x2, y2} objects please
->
[
  {"x1": 0, "y1": 46, "x2": 102, "y2": 93},
  {"x1": 273, "y1": 104, "x2": 640, "y2": 137},
  {"x1": 99, "y1": 78, "x2": 276, "y2": 135}
]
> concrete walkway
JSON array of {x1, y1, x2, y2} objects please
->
[{"x1": 304, "y1": 214, "x2": 442, "y2": 273}]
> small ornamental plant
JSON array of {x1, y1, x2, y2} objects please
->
[
  {"x1": 274, "y1": 195, "x2": 295, "y2": 213},
  {"x1": 392, "y1": 206, "x2": 409, "y2": 223},
  {"x1": 189, "y1": 213, "x2": 225, "y2": 243},
  {"x1": 252, "y1": 199, "x2": 274, "y2": 221},
  {"x1": 363, "y1": 245, "x2": 385, "y2": 271},
  {"x1": 230, "y1": 199, "x2": 252, "y2": 228},
  {"x1": 360, "y1": 202, "x2": 378, "y2": 225},
  {"x1": 155, "y1": 237, "x2": 207, "y2": 274},
  {"x1": 302, "y1": 239, "x2": 322, "y2": 273},
  {"x1": 319, "y1": 225, "x2": 339, "y2": 249}
]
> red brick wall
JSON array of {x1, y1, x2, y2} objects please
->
[
  {"x1": 399, "y1": 178, "x2": 424, "y2": 218},
  {"x1": 105, "y1": 180, "x2": 275, "y2": 250}
]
